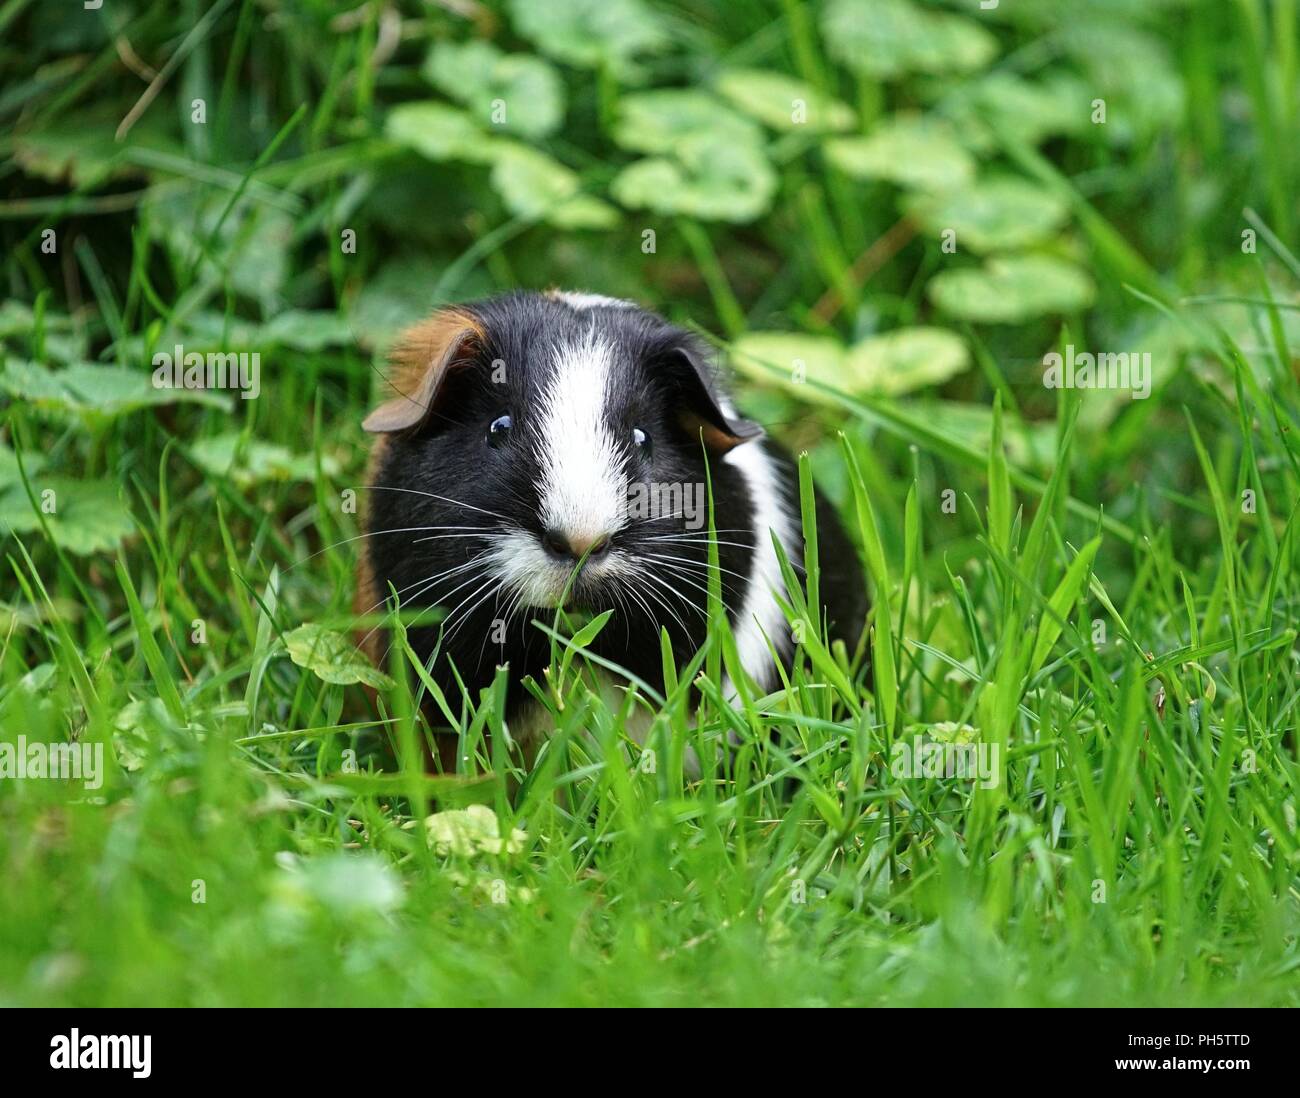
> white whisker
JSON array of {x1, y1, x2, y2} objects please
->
[
  {"x1": 643, "y1": 565, "x2": 737, "y2": 621},
  {"x1": 639, "y1": 551, "x2": 753, "y2": 585},
  {"x1": 637, "y1": 568, "x2": 702, "y2": 633},
  {"x1": 366, "y1": 484, "x2": 510, "y2": 522},
  {"x1": 357, "y1": 553, "x2": 494, "y2": 648},
  {"x1": 283, "y1": 524, "x2": 496, "y2": 573}
]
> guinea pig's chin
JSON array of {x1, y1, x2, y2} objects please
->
[
  {"x1": 487, "y1": 533, "x2": 633, "y2": 610},
  {"x1": 531, "y1": 569, "x2": 617, "y2": 612}
]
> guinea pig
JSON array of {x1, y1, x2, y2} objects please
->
[{"x1": 355, "y1": 290, "x2": 867, "y2": 765}]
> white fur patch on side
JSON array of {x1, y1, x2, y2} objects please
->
[
  {"x1": 724, "y1": 440, "x2": 798, "y2": 693},
  {"x1": 534, "y1": 328, "x2": 628, "y2": 545},
  {"x1": 550, "y1": 291, "x2": 635, "y2": 311}
]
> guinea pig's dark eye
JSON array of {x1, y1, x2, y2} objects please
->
[
  {"x1": 487, "y1": 414, "x2": 513, "y2": 447},
  {"x1": 632, "y1": 426, "x2": 652, "y2": 458}
]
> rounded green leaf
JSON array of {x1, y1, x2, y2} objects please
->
[
  {"x1": 844, "y1": 328, "x2": 970, "y2": 395},
  {"x1": 916, "y1": 401, "x2": 1058, "y2": 467},
  {"x1": 0, "y1": 444, "x2": 45, "y2": 487},
  {"x1": 384, "y1": 101, "x2": 496, "y2": 164},
  {"x1": 508, "y1": 0, "x2": 667, "y2": 73},
  {"x1": 0, "y1": 360, "x2": 230, "y2": 417},
  {"x1": 732, "y1": 328, "x2": 969, "y2": 401},
  {"x1": 187, "y1": 432, "x2": 341, "y2": 488},
  {"x1": 260, "y1": 310, "x2": 354, "y2": 351},
  {"x1": 284, "y1": 624, "x2": 395, "y2": 689},
  {"x1": 714, "y1": 68, "x2": 855, "y2": 133},
  {"x1": 424, "y1": 804, "x2": 526, "y2": 856},
  {"x1": 142, "y1": 191, "x2": 292, "y2": 305},
  {"x1": 489, "y1": 144, "x2": 618, "y2": 229},
  {"x1": 825, "y1": 117, "x2": 976, "y2": 191},
  {"x1": 821, "y1": 0, "x2": 996, "y2": 80},
  {"x1": 927, "y1": 255, "x2": 1096, "y2": 323},
  {"x1": 728, "y1": 332, "x2": 847, "y2": 405},
  {"x1": 1064, "y1": 23, "x2": 1183, "y2": 141},
  {"x1": 610, "y1": 133, "x2": 776, "y2": 223},
  {"x1": 424, "y1": 40, "x2": 565, "y2": 139},
  {"x1": 905, "y1": 176, "x2": 1070, "y2": 253},
  {"x1": 937, "y1": 72, "x2": 1091, "y2": 153},
  {"x1": 0, "y1": 477, "x2": 134, "y2": 554},
  {"x1": 612, "y1": 90, "x2": 764, "y2": 155}
]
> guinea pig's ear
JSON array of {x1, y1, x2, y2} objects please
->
[
  {"x1": 665, "y1": 345, "x2": 764, "y2": 454},
  {"x1": 362, "y1": 309, "x2": 484, "y2": 434}
]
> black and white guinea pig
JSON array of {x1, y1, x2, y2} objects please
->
[{"x1": 356, "y1": 289, "x2": 867, "y2": 756}]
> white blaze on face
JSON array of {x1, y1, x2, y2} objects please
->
[
  {"x1": 534, "y1": 329, "x2": 627, "y2": 544},
  {"x1": 550, "y1": 290, "x2": 635, "y2": 311}
]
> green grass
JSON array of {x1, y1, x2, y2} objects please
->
[{"x1": 1, "y1": 0, "x2": 1299, "y2": 1007}]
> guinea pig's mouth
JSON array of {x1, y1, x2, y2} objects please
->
[
  {"x1": 487, "y1": 531, "x2": 633, "y2": 612},
  {"x1": 533, "y1": 564, "x2": 622, "y2": 612}
]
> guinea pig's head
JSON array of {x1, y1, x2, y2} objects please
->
[{"x1": 360, "y1": 291, "x2": 763, "y2": 636}]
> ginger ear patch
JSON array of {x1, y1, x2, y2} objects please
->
[
  {"x1": 678, "y1": 410, "x2": 764, "y2": 454},
  {"x1": 666, "y1": 344, "x2": 764, "y2": 453},
  {"x1": 362, "y1": 309, "x2": 485, "y2": 434}
]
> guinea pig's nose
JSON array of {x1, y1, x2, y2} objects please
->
[{"x1": 543, "y1": 528, "x2": 610, "y2": 561}]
